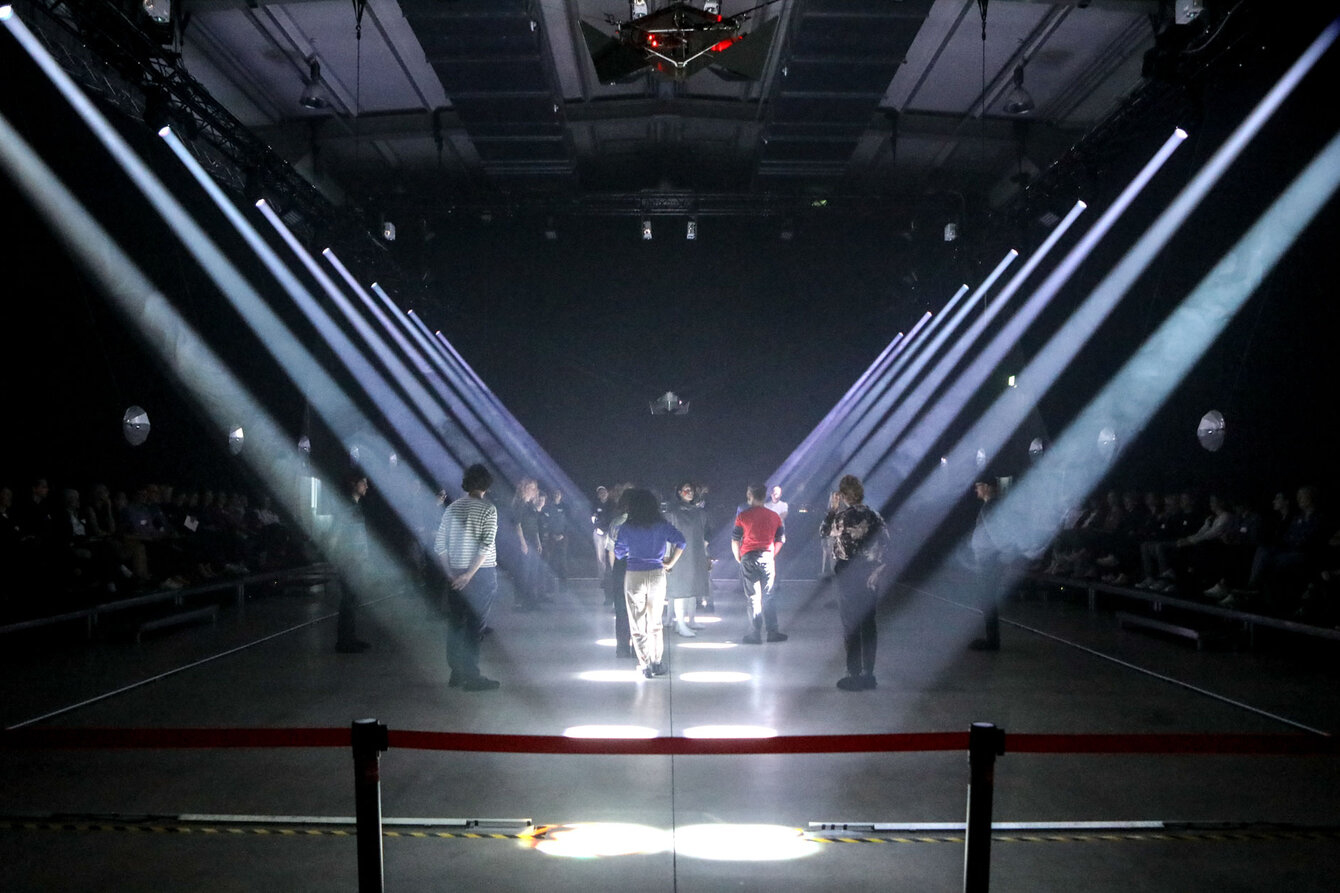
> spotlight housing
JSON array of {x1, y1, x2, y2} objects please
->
[
  {"x1": 299, "y1": 57, "x2": 329, "y2": 110},
  {"x1": 1002, "y1": 65, "x2": 1035, "y2": 116}
]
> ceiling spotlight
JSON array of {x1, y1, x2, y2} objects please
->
[
  {"x1": 943, "y1": 222, "x2": 959, "y2": 242},
  {"x1": 142, "y1": 0, "x2": 171, "y2": 25},
  {"x1": 299, "y1": 57, "x2": 329, "y2": 110},
  {"x1": 703, "y1": 1, "x2": 721, "y2": 13},
  {"x1": 641, "y1": 219, "x2": 653, "y2": 240},
  {"x1": 1002, "y1": 64, "x2": 1035, "y2": 116},
  {"x1": 381, "y1": 220, "x2": 396, "y2": 241},
  {"x1": 686, "y1": 219, "x2": 697, "y2": 240}
]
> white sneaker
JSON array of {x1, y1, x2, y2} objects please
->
[
  {"x1": 1204, "y1": 581, "x2": 1228, "y2": 597},
  {"x1": 676, "y1": 622, "x2": 697, "y2": 638}
]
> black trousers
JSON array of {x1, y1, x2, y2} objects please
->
[{"x1": 835, "y1": 559, "x2": 877, "y2": 676}]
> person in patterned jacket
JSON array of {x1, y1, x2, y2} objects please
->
[{"x1": 820, "y1": 474, "x2": 889, "y2": 692}]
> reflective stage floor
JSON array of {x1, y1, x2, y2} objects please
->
[{"x1": 2, "y1": 574, "x2": 1337, "y2": 892}]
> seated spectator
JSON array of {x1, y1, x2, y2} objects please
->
[
  {"x1": 1096, "y1": 490, "x2": 1150, "y2": 584},
  {"x1": 1223, "y1": 485, "x2": 1331, "y2": 612},
  {"x1": 1293, "y1": 525, "x2": 1340, "y2": 626},
  {"x1": 1136, "y1": 491, "x2": 1198, "y2": 589}
]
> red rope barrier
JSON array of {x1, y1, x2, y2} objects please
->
[{"x1": 2, "y1": 727, "x2": 1335, "y2": 755}]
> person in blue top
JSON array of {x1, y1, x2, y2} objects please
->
[{"x1": 613, "y1": 487, "x2": 686, "y2": 678}]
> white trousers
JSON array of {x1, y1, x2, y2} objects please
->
[{"x1": 624, "y1": 568, "x2": 667, "y2": 669}]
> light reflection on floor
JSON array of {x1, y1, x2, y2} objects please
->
[
  {"x1": 680, "y1": 724, "x2": 777, "y2": 738},
  {"x1": 673, "y1": 824, "x2": 823, "y2": 861},
  {"x1": 575, "y1": 669, "x2": 646, "y2": 683},
  {"x1": 678, "y1": 671, "x2": 752, "y2": 684},
  {"x1": 528, "y1": 822, "x2": 821, "y2": 861},
  {"x1": 562, "y1": 724, "x2": 660, "y2": 738}
]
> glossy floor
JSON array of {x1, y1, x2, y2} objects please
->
[{"x1": 2, "y1": 575, "x2": 1337, "y2": 892}]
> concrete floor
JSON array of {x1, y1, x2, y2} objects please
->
[{"x1": 2, "y1": 573, "x2": 1337, "y2": 892}]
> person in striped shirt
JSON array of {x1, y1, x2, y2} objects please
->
[{"x1": 435, "y1": 464, "x2": 501, "y2": 691}]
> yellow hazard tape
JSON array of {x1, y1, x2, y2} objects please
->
[{"x1": 5, "y1": 821, "x2": 1338, "y2": 845}]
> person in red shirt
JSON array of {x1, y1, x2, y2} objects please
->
[{"x1": 731, "y1": 484, "x2": 787, "y2": 644}]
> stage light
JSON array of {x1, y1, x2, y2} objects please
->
[
  {"x1": 142, "y1": 0, "x2": 170, "y2": 25},
  {"x1": 122, "y1": 406, "x2": 150, "y2": 446},
  {"x1": 641, "y1": 219, "x2": 652, "y2": 240},
  {"x1": 943, "y1": 222, "x2": 959, "y2": 241},
  {"x1": 228, "y1": 426, "x2": 244, "y2": 455},
  {"x1": 686, "y1": 219, "x2": 697, "y2": 240},
  {"x1": 1002, "y1": 64, "x2": 1035, "y2": 116},
  {"x1": 381, "y1": 220, "x2": 395, "y2": 241},
  {"x1": 299, "y1": 57, "x2": 328, "y2": 110}
]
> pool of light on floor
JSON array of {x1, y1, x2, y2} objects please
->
[
  {"x1": 562, "y1": 724, "x2": 660, "y2": 738},
  {"x1": 576, "y1": 669, "x2": 645, "y2": 683},
  {"x1": 673, "y1": 824, "x2": 821, "y2": 861},
  {"x1": 529, "y1": 822, "x2": 819, "y2": 861},
  {"x1": 676, "y1": 642, "x2": 736, "y2": 650},
  {"x1": 680, "y1": 724, "x2": 777, "y2": 738},
  {"x1": 527, "y1": 820, "x2": 820, "y2": 858},
  {"x1": 529, "y1": 822, "x2": 670, "y2": 858},
  {"x1": 678, "y1": 671, "x2": 752, "y2": 684}
]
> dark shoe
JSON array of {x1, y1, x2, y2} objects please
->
[
  {"x1": 766, "y1": 631, "x2": 789, "y2": 643},
  {"x1": 652, "y1": 662, "x2": 668, "y2": 676},
  {"x1": 335, "y1": 639, "x2": 371, "y2": 653},
  {"x1": 836, "y1": 676, "x2": 864, "y2": 692},
  {"x1": 969, "y1": 638, "x2": 1000, "y2": 651},
  {"x1": 642, "y1": 666, "x2": 655, "y2": 679},
  {"x1": 462, "y1": 676, "x2": 500, "y2": 692},
  {"x1": 742, "y1": 633, "x2": 762, "y2": 645},
  {"x1": 859, "y1": 674, "x2": 878, "y2": 690}
]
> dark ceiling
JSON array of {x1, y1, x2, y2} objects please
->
[
  {"x1": 6, "y1": 0, "x2": 1338, "y2": 498},
  {"x1": 24, "y1": 0, "x2": 1231, "y2": 225}
]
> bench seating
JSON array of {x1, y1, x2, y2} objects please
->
[
  {"x1": 0, "y1": 564, "x2": 334, "y2": 642},
  {"x1": 1029, "y1": 573, "x2": 1340, "y2": 647}
]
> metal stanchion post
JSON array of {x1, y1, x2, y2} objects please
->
[
  {"x1": 963, "y1": 721, "x2": 1006, "y2": 893},
  {"x1": 352, "y1": 718, "x2": 390, "y2": 893}
]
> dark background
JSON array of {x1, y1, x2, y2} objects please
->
[{"x1": 3, "y1": 14, "x2": 1338, "y2": 553}]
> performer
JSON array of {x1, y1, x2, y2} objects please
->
[
  {"x1": 435, "y1": 463, "x2": 501, "y2": 691},
  {"x1": 614, "y1": 488, "x2": 686, "y2": 678},
  {"x1": 732, "y1": 483, "x2": 787, "y2": 644},
  {"x1": 820, "y1": 474, "x2": 889, "y2": 691}
]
